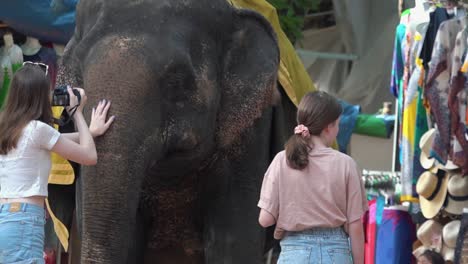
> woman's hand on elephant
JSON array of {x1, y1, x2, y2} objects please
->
[{"x1": 89, "y1": 99, "x2": 115, "y2": 137}]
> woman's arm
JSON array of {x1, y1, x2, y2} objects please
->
[
  {"x1": 61, "y1": 132, "x2": 80, "y2": 143},
  {"x1": 52, "y1": 111, "x2": 97, "y2": 165},
  {"x1": 60, "y1": 100, "x2": 114, "y2": 143},
  {"x1": 51, "y1": 88, "x2": 114, "y2": 166},
  {"x1": 348, "y1": 219, "x2": 365, "y2": 264},
  {"x1": 258, "y1": 209, "x2": 276, "y2": 227}
]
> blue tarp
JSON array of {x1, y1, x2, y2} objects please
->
[{"x1": 0, "y1": 0, "x2": 78, "y2": 44}]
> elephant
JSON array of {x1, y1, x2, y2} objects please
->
[{"x1": 56, "y1": 0, "x2": 297, "y2": 263}]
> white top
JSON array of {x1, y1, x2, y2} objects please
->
[{"x1": 0, "y1": 121, "x2": 60, "y2": 198}]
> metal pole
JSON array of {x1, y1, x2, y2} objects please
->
[{"x1": 295, "y1": 49, "x2": 358, "y2": 61}]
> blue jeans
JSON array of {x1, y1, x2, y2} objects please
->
[
  {"x1": 0, "y1": 203, "x2": 45, "y2": 264},
  {"x1": 278, "y1": 227, "x2": 353, "y2": 264}
]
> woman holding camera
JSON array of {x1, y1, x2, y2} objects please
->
[{"x1": 0, "y1": 63, "x2": 114, "y2": 263}]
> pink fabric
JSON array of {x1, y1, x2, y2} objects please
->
[
  {"x1": 258, "y1": 147, "x2": 368, "y2": 232},
  {"x1": 365, "y1": 200, "x2": 377, "y2": 264}
]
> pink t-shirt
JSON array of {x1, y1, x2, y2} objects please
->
[{"x1": 258, "y1": 147, "x2": 368, "y2": 232}]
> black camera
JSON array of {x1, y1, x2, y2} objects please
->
[{"x1": 52, "y1": 85, "x2": 81, "y2": 106}]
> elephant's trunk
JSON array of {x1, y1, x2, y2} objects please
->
[
  {"x1": 79, "y1": 150, "x2": 142, "y2": 263},
  {"x1": 79, "y1": 121, "x2": 163, "y2": 264},
  {"x1": 75, "y1": 37, "x2": 164, "y2": 263}
]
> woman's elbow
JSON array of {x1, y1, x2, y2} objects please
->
[
  {"x1": 259, "y1": 218, "x2": 273, "y2": 228},
  {"x1": 258, "y1": 210, "x2": 275, "y2": 227},
  {"x1": 82, "y1": 153, "x2": 98, "y2": 166}
]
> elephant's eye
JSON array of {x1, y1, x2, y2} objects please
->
[{"x1": 160, "y1": 65, "x2": 196, "y2": 102}]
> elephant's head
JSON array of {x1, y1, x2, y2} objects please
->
[
  {"x1": 59, "y1": 0, "x2": 279, "y2": 178},
  {"x1": 57, "y1": 0, "x2": 280, "y2": 262}
]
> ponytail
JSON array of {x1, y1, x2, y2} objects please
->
[
  {"x1": 285, "y1": 124, "x2": 311, "y2": 170},
  {"x1": 284, "y1": 91, "x2": 342, "y2": 171},
  {"x1": 285, "y1": 134, "x2": 311, "y2": 170}
]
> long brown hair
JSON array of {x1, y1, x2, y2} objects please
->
[
  {"x1": 285, "y1": 91, "x2": 342, "y2": 170},
  {"x1": 0, "y1": 64, "x2": 53, "y2": 155}
]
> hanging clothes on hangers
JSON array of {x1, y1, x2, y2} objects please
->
[
  {"x1": 0, "y1": 32, "x2": 23, "y2": 108},
  {"x1": 401, "y1": 24, "x2": 430, "y2": 201},
  {"x1": 420, "y1": 7, "x2": 454, "y2": 68},
  {"x1": 425, "y1": 9, "x2": 466, "y2": 166},
  {"x1": 0, "y1": 50, "x2": 12, "y2": 110},
  {"x1": 448, "y1": 16, "x2": 468, "y2": 174},
  {"x1": 374, "y1": 207, "x2": 417, "y2": 264},
  {"x1": 22, "y1": 37, "x2": 58, "y2": 88}
]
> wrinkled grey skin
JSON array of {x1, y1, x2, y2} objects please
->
[{"x1": 57, "y1": 0, "x2": 296, "y2": 263}]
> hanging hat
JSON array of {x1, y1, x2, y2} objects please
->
[
  {"x1": 441, "y1": 245, "x2": 455, "y2": 262},
  {"x1": 417, "y1": 220, "x2": 444, "y2": 252},
  {"x1": 440, "y1": 160, "x2": 459, "y2": 170},
  {"x1": 412, "y1": 245, "x2": 429, "y2": 258},
  {"x1": 443, "y1": 220, "x2": 461, "y2": 248},
  {"x1": 419, "y1": 128, "x2": 459, "y2": 170},
  {"x1": 441, "y1": 220, "x2": 461, "y2": 262},
  {"x1": 444, "y1": 174, "x2": 468, "y2": 215},
  {"x1": 420, "y1": 129, "x2": 436, "y2": 169},
  {"x1": 416, "y1": 170, "x2": 449, "y2": 219}
]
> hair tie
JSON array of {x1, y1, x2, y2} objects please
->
[{"x1": 294, "y1": 124, "x2": 310, "y2": 138}]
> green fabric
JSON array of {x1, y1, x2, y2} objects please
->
[
  {"x1": 0, "y1": 63, "x2": 22, "y2": 109},
  {"x1": 0, "y1": 67, "x2": 11, "y2": 109},
  {"x1": 12, "y1": 63, "x2": 22, "y2": 73},
  {"x1": 353, "y1": 114, "x2": 388, "y2": 138}
]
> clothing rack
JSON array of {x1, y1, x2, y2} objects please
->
[
  {"x1": 362, "y1": 170, "x2": 401, "y2": 190},
  {"x1": 362, "y1": 170, "x2": 401, "y2": 178}
]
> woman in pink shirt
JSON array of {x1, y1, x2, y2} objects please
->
[{"x1": 258, "y1": 91, "x2": 367, "y2": 264}]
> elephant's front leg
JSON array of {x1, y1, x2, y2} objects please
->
[{"x1": 204, "y1": 113, "x2": 273, "y2": 264}]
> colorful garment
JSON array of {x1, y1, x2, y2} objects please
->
[
  {"x1": 425, "y1": 18, "x2": 464, "y2": 164},
  {"x1": 391, "y1": 24, "x2": 407, "y2": 98},
  {"x1": 0, "y1": 43, "x2": 23, "y2": 108},
  {"x1": 449, "y1": 26, "x2": 468, "y2": 174},
  {"x1": 374, "y1": 208, "x2": 416, "y2": 264},
  {"x1": 0, "y1": 62, "x2": 22, "y2": 109},
  {"x1": 364, "y1": 200, "x2": 377, "y2": 264},
  {"x1": 413, "y1": 73, "x2": 429, "y2": 187},
  {"x1": 419, "y1": 7, "x2": 453, "y2": 68},
  {"x1": 401, "y1": 29, "x2": 428, "y2": 201}
]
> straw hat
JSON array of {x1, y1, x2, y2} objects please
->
[
  {"x1": 440, "y1": 220, "x2": 460, "y2": 262},
  {"x1": 441, "y1": 160, "x2": 459, "y2": 170},
  {"x1": 412, "y1": 245, "x2": 429, "y2": 258},
  {"x1": 443, "y1": 220, "x2": 461, "y2": 248},
  {"x1": 416, "y1": 170, "x2": 449, "y2": 219},
  {"x1": 441, "y1": 245, "x2": 455, "y2": 262},
  {"x1": 417, "y1": 220, "x2": 444, "y2": 252},
  {"x1": 420, "y1": 129, "x2": 436, "y2": 169},
  {"x1": 419, "y1": 128, "x2": 459, "y2": 170},
  {"x1": 444, "y1": 174, "x2": 468, "y2": 215}
]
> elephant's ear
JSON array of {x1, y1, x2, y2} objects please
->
[{"x1": 217, "y1": 9, "x2": 280, "y2": 148}]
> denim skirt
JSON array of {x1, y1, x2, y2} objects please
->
[
  {"x1": 278, "y1": 227, "x2": 353, "y2": 264},
  {"x1": 0, "y1": 203, "x2": 45, "y2": 264}
]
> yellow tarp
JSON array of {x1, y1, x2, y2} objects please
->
[
  {"x1": 47, "y1": 106, "x2": 75, "y2": 252},
  {"x1": 228, "y1": 0, "x2": 316, "y2": 106}
]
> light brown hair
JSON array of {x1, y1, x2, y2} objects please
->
[
  {"x1": 285, "y1": 91, "x2": 342, "y2": 170},
  {"x1": 0, "y1": 65, "x2": 53, "y2": 155}
]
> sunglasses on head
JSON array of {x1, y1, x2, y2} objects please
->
[{"x1": 22, "y1": 61, "x2": 49, "y2": 76}]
